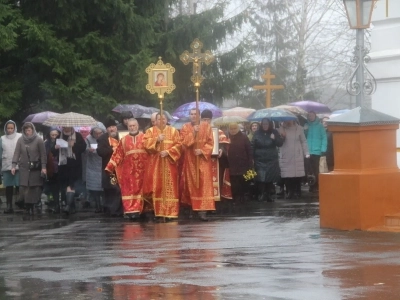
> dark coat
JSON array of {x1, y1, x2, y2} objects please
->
[
  {"x1": 57, "y1": 132, "x2": 86, "y2": 187},
  {"x1": 326, "y1": 130, "x2": 334, "y2": 171},
  {"x1": 252, "y1": 128, "x2": 283, "y2": 183},
  {"x1": 97, "y1": 132, "x2": 119, "y2": 189},
  {"x1": 227, "y1": 131, "x2": 253, "y2": 176},
  {"x1": 12, "y1": 135, "x2": 47, "y2": 187}
]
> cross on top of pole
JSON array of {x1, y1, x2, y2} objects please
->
[
  {"x1": 180, "y1": 39, "x2": 215, "y2": 86},
  {"x1": 253, "y1": 68, "x2": 284, "y2": 108}
]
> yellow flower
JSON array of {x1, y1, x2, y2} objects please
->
[{"x1": 243, "y1": 169, "x2": 257, "y2": 181}]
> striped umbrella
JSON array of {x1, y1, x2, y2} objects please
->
[{"x1": 43, "y1": 112, "x2": 98, "y2": 127}]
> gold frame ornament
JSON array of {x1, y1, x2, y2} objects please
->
[{"x1": 146, "y1": 57, "x2": 176, "y2": 97}]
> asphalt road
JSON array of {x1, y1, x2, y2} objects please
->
[{"x1": 1, "y1": 195, "x2": 400, "y2": 300}]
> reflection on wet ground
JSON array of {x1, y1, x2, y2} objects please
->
[{"x1": 1, "y1": 199, "x2": 400, "y2": 299}]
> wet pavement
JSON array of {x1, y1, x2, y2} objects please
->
[{"x1": 1, "y1": 194, "x2": 400, "y2": 299}]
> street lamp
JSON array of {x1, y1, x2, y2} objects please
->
[{"x1": 343, "y1": 0, "x2": 377, "y2": 107}]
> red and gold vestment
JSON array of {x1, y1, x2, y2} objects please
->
[
  {"x1": 105, "y1": 133, "x2": 148, "y2": 215},
  {"x1": 180, "y1": 121, "x2": 215, "y2": 211},
  {"x1": 143, "y1": 125, "x2": 182, "y2": 218}
]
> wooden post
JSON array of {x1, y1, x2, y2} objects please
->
[{"x1": 253, "y1": 68, "x2": 284, "y2": 108}]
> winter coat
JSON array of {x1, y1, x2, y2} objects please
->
[
  {"x1": 12, "y1": 133, "x2": 46, "y2": 187},
  {"x1": 0, "y1": 121, "x2": 22, "y2": 171},
  {"x1": 278, "y1": 124, "x2": 309, "y2": 178},
  {"x1": 57, "y1": 131, "x2": 87, "y2": 187},
  {"x1": 252, "y1": 128, "x2": 283, "y2": 183},
  {"x1": 227, "y1": 131, "x2": 253, "y2": 176},
  {"x1": 44, "y1": 127, "x2": 60, "y2": 180},
  {"x1": 97, "y1": 132, "x2": 119, "y2": 190},
  {"x1": 326, "y1": 130, "x2": 334, "y2": 171},
  {"x1": 304, "y1": 117, "x2": 327, "y2": 155},
  {"x1": 85, "y1": 130, "x2": 104, "y2": 191}
]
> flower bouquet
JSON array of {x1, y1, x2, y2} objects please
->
[{"x1": 243, "y1": 169, "x2": 257, "y2": 181}]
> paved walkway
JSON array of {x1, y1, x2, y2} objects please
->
[{"x1": 1, "y1": 193, "x2": 400, "y2": 299}]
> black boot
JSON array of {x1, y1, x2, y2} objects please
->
[
  {"x1": 285, "y1": 178, "x2": 294, "y2": 199},
  {"x1": 257, "y1": 182, "x2": 265, "y2": 202},
  {"x1": 198, "y1": 211, "x2": 208, "y2": 221},
  {"x1": 4, "y1": 197, "x2": 14, "y2": 213},
  {"x1": 265, "y1": 183, "x2": 275, "y2": 202},
  {"x1": 63, "y1": 192, "x2": 75, "y2": 215},
  {"x1": 4, "y1": 187, "x2": 14, "y2": 213},
  {"x1": 4, "y1": 200, "x2": 14, "y2": 214}
]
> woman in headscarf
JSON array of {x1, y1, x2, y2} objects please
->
[
  {"x1": 247, "y1": 122, "x2": 259, "y2": 141},
  {"x1": 85, "y1": 123, "x2": 106, "y2": 213},
  {"x1": 44, "y1": 127, "x2": 61, "y2": 213},
  {"x1": 227, "y1": 123, "x2": 253, "y2": 202},
  {"x1": 55, "y1": 126, "x2": 86, "y2": 214},
  {"x1": 252, "y1": 118, "x2": 284, "y2": 202},
  {"x1": 0, "y1": 120, "x2": 22, "y2": 213},
  {"x1": 11, "y1": 122, "x2": 47, "y2": 215}
]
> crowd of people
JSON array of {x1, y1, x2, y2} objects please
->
[{"x1": 0, "y1": 108, "x2": 331, "y2": 221}]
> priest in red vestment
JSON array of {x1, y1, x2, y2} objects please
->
[
  {"x1": 105, "y1": 119, "x2": 148, "y2": 220},
  {"x1": 143, "y1": 113, "x2": 182, "y2": 220},
  {"x1": 180, "y1": 108, "x2": 215, "y2": 221}
]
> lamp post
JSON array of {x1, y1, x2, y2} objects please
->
[{"x1": 343, "y1": 0, "x2": 377, "y2": 107}]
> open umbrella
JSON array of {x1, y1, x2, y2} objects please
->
[
  {"x1": 170, "y1": 117, "x2": 190, "y2": 130},
  {"x1": 222, "y1": 107, "x2": 256, "y2": 118},
  {"x1": 273, "y1": 105, "x2": 307, "y2": 117},
  {"x1": 112, "y1": 104, "x2": 157, "y2": 118},
  {"x1": 289, "y1": 100, "x2": 331, "y2": 114},
  {"x1": 139, "y1": 110, "x2": 173, "y2": 120},
  {"x1": 213, "y1": 116, "x2": 249, "y2": 126},
  {"x1": 23, "y1": 111, "x2": 60, "y2": 124},
  {"x1": 329, "y1": 109, "x2": 351, "y2": 119},
  {"x1": 43, "y1": 112, "x2": 98, "y2": 127},
  {"x1": 172, "y1": 101, "x2": 222, "y2": 119},
  {"x1": 247, "y1": 108, "x2": 297, "y2": 122}
]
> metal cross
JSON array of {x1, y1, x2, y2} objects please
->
[{"x1": 180, "y1": 39, "x2": 214, "y2": 86}]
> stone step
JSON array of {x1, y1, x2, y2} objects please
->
[{"x1": 367, "y1": 225, "x2": 400, "y2": 232}]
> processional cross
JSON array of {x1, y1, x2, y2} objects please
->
[
  {"x1": 180, "y1": 39, "x2": 215, "y2": 188},
  {"x1": 253, "y1": 68, "x2": 284, "y2": 108}
]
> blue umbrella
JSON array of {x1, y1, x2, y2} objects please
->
[
  {"x1": 247, "y1": 108, "x2": 297, "y2": 122},
  {"x1": 172, "y1": 101, "x2": 222, "y2": 119}
]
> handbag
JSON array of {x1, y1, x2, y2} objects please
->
[
  {"x1": 319, "y1": 156, "x2": 329, "y2": 173},
  {"x1": 26, "y1": 147, "x2": 41, "y2": 171}
]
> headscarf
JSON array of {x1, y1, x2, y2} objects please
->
[
  {"x1": 3, "y1": 120, "x2": 17, "y2": 140},
  {"x1": 259, "y1": 118, "x2": 274, "y2": 134},
  {"x1": 21, "y1": 122, "x2": 38, "y2": 144},
  {"x1": 90, "y1": 122, "x2": 106, "y2": 138}
]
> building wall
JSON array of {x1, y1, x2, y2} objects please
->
[{"x1": 369, "y1": 0, "x2": 400, "y2": 165}]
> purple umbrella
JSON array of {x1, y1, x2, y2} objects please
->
[
  {"x1": 172, "y1": 101, "x2": 222, "y2": 119},
  {"x1": 289, "y1": 100, "x2": 331, "y2": 114},
  {"x1": 23, "y1": 111, "x2": 60, "y2": 124}
]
